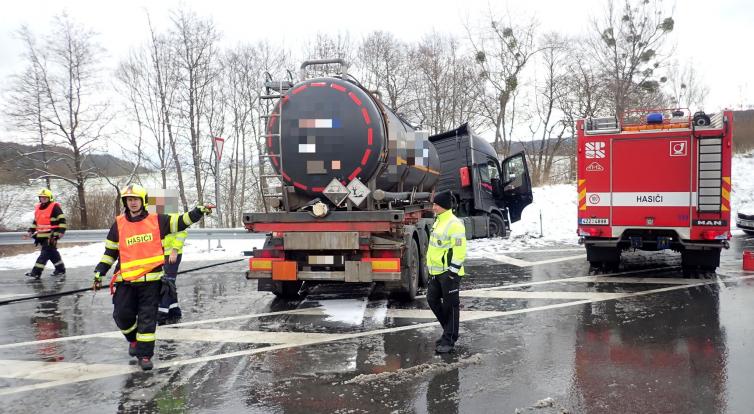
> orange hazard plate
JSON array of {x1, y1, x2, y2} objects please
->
[{"x1": 272, "y1": 261, "x2": 298, "y2": 281}]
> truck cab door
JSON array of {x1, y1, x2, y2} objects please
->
[{"x1": 500, "y1": 151, "x2": 533, "y2": 222}]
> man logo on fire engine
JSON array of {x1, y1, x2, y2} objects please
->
[
  {"x1": 585, "y1": 142, "x2": 605, "y2": 159},
  {"x1": 670, "y1": 141, "x2": 687, "y2": 157}
]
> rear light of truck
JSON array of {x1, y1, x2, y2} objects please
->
[
  {"x1": 701, "y1": 230, "x2": 730, "y2": 241},
  {"x1": 578, "y1": 227, "x2": 603, "y2": 237},
  {"x1": 249, "y1": 257, "x2": 283, "y2": 271},
  {"x1": 362, "y1": 258, "x2": 401, "y2": 273}
]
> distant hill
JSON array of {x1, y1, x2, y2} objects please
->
[{"x1": 0, "y1": 141, "x2": 150, "y2": 184}]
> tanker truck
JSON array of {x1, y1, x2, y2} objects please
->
[{"x1": 243, "y1": 59, "x2": 532, "y2": 300}]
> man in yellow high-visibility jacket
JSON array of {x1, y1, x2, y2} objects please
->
[
  {"x1": 426, "y1": 190, "x2": 467, "y2": 354},
  {"x1": 158, "y1": 227, "x2": 187, "y2": 324}
]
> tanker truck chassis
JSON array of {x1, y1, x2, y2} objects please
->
[{"x1": 244, "y1": 208, "x2": 432, "y2": 300}]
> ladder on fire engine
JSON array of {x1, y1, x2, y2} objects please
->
[
  {"x1": 258, "y1": 72, "x2": 294, "y2": 212},
  {"x1": 697, "y1": 135, "x2": 724, "y2": 213}
]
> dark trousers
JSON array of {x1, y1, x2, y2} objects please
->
[
  {"x1": 158, "y1": 254, "x2": 182, "y2": 320},
  {"x1": 112, "y1": 281, "x2": 161, "y2": 357},
  {"x1": 30, "y1": 240, "x2": 65, "y2": 276},
  {"x1": 427, "y1": 271, "x2": 461, "y2": 346}
]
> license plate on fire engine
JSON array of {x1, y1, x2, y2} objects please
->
[{"x1": 579, "y1": 218, "x2": 609, "y2": 225}]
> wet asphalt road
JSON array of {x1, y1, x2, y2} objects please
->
[{"x1": 1, "y1": 236, "x2": 753, "y2": 413}]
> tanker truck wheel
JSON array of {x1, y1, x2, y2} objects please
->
[
  {"x1": 390, "y1": 239, "x2": 419, "y2": 301},
  {"x1": 489, "y1": 214, "x2": 508, "y2": 238}
]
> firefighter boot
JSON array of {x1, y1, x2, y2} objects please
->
[
  {"x1": 128, "y1": 341, "x2": 138, "y2": 357},
  {"x1": 51, "y1": 269, "x2": 66, "y2": 277},
  {"x1": 138, "y1": 357, "x2": 153, "y2": 371},
  {"x1": 24, "y1": 271, "x2": 41, "y2": 280},
  {"x1": 435, "y1": 343, "x2": 454, "y2": 354}
]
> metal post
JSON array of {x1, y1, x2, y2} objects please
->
[
  {"x1": 212, "y1": 136, "x2": 225, "y2": 231},
  {"x1": 539, "y1": 209, "x2": 544, "y2": 237}
]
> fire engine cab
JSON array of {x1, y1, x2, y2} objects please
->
[{"x1": 576, "y1": 109, "x2": 733, "y2": 274}]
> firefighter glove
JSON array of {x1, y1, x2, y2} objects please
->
[
  {"x1": 199, "y1": 204, "x2": 215, "y2": 215},
  {"x1": 92, "y1": 272, "x2": 102, "y2": 291}
]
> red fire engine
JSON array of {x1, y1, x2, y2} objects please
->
[{"x1": 576, "y1": 109, "x2": 733, "y2": 274}]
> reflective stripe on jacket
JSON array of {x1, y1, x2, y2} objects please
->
[
  {"x1": 116, "y1": 214, "x2": 165, "y2": 282},
  {"x1": 426, "y1": 209, "x2": 467, "y2": 276},
  {"x1": 34, "y1": 202, "x2": 60, "y2": 233}
]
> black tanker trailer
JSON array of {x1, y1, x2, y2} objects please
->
[{"x1": 243, "y1": 59, "x2": 532, "y2": 300}]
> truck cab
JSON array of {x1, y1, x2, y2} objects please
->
[{"x1": 430, "y1": 123, "x2": 533, "y2": 238}]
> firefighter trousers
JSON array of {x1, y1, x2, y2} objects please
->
[
  {"x1": 30, "y1": 239, "x2": 65, "y2": 276},
  {"x1": 427, "y1": 271, "x2": 461, "y2": 346},
  {"x1": 158, "y1": 254, "x2": 182, "y2": 321},
  {"x1": 112, "y1": 280, "x2": 161, "y2": 357}
]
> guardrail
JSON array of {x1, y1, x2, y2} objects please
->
[{"x1": 0, "y1": 228, "x2": 264, "y2": 246}]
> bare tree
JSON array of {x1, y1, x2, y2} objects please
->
[
  {"x1": 585, "y1": 0, "x2": 675, "y2": 117},
  {"x1": 666, "y1": 59, "x2": 709, "y2": 110},
  {"x1": 301, "y1": 32, "x2": 355, "y2": 78},
  {"x1": 171, "y1": 8, "x2": 221, "y2": 219},
  {"x1": 412, "y1": 32, "x2": 480, "y2": 134},
  {"x1": 356, "y1": 31, "x2": 414, "y2": 113},
  {"x1": 4, "y1": 27, "x2": 53, "y2": 189},
  {"x1": 467, "y1": 13, "x2": 539, "y2": 157},
  {"x1": 220, "y1": 42, "x2": 287, "y2": 223},
  {"x1": 116, "y1": 37, "x2": 173, "y2": 190},
  {"x1": 5, "y1": 14, "x2": 110, "y2": 228},
  {"x1": 524, "y1": 34, "x2": 570, "y2": 185}
]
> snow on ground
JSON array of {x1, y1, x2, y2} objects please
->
[
  {"x1": 319, "y1": 298, "x2": 368, "y2": 325},
  {"x1": 468, "y1": 183, "x2": 579, "y2": 258},
  {"x1": 0, "y1": 238, "x2": 265, "y2": 272}
]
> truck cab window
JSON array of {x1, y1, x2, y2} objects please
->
[
  {"x1": 504, "y1": 156, "x2": 524, "y2": 188},
  {"x1": 479, "y1": 162, "x2": 491, "y2": 183}
]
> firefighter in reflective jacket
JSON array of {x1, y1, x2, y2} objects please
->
[
  {"x1": 158, "y1": 226, "x2": 187, "y2": 324},
  {"x1": 426, "y1": 190, "x2": 466, "y2": 354},
  {"x1": 92, "y1": 184, "x2": 213, "y2": 371},
  {"x1": 25, "y1": 188, "x2": 67, "y2": 279}
]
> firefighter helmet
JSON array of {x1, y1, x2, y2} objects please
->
[
  {"x1": 38, "y1": 188, "x2": 54, "y2": 202},
  {"x1": 120, "y1": 184, "x2": 148, "y2": 210}
]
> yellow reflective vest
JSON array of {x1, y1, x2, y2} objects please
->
[
  {"x1": 162, "y1": 229, "x2": 188, "y2": 255},
  {"x1": 426, "y1": 209, "x2": 467, "y2": 276}
]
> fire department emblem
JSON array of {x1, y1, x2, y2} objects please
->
[
  {"x1": 670, "y1": 141, "x2": 687, "y2": 157},
  {"x1": 586, "y1": 162, "x2": 604, "y2": 172},
  {"x1": 585, "y1": 142, "x2": 605, "y2": 159},
  {"x1": 589, "y1": 194, "x2": 601, "y2": 204}
]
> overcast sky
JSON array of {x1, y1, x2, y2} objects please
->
[{"x1": 0, "y1": 0, "x2": 752, "y2": 134}]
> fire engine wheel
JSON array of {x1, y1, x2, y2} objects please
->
[
  {"x1": 271, "y1": 280, "x2": 304, "y2": 299},
  {"x1": 489, "y1": 214, "x2": 508, "y2": 238},
  {"x1": 681, "y1": 249, "x2": 721, "y2": 277},
  {"x1": 392, "y1": 239, "x2": 419, "y2": 301}
]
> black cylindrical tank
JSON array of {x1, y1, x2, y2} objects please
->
[{"x1": 267, "y1": 77, "x2": 439, "y2": 196}]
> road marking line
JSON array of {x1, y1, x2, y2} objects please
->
[
  {"x1": 0, "y1": 294, "x2": 30, "y2": 300},
  {"x1": 155, "y1": 328, "x2": 343, "y2": 344},
  {"x1": 460, "y1": 290, "x2": 626, "y2": 300},
  {"x1": 565, "y1": 276, "x2": 700, "y2": 285},
  {"x1": 0, "y1": 360, "x2": 133, "y2": 382},
  {"x1": 2, "y1": 274, "x2": 752, "y2": 396},
  {"x1": 487, "y1": 254, "x2": 587, "y2": 267},
  {"x1": 290, "y1": 308, "x2": 504, "y2": 321}
]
